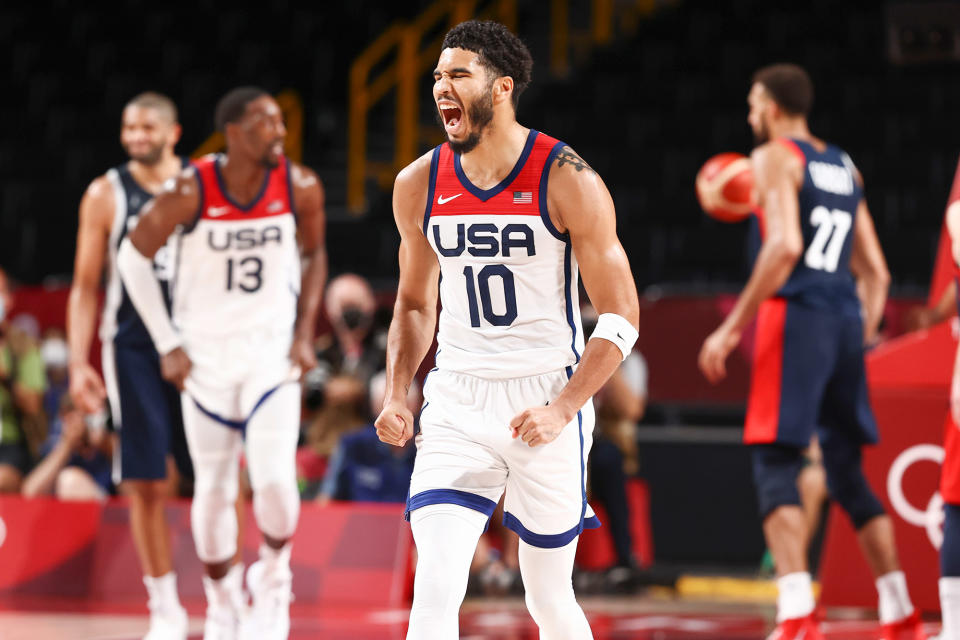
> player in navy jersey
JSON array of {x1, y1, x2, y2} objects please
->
[
  {"x1": 699, "y1": 64, "x2": 924, "y2": 640},
  {"x1": 375, "y1": 21, "x2": 639, "y2": 640},
  {"x1": 68, "y1": 92, "x2": 191, "y2": 640}
]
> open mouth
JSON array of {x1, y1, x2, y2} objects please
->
[{"x1": 439, "y1": 102, "x2": 463, "y2": 135}]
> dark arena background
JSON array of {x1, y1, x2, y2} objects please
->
[{"x1": 1, "y1": 0, "x2": 958, "y2": 638}]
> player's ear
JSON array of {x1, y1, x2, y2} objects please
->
[
  {"x1": 493, "y1": 76, "x2": 514, "y2": 106},
  {"x1": 170, "y1": 123, "x2": 183, "y2": 146}
]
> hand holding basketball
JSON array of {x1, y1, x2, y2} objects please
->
[
  {"x1": 376, "y1": 398, "x2": 414, "y2": 447},
  {"x1": 695, "y1": 152, "x2": 755, "y2": 223}
]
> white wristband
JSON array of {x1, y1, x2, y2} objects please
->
[
  {"x1": 589, "y1": 313, "x2": 638, "y2": 361},
  {"x1": 116, "y1": 238, "x2": 182, "y2": 356}
]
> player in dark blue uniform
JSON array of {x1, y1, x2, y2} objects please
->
[
  {"x1": 68, "y1": 92, "x2": 192, "y2": 640},
  {"x1": 698, "y1": 64, "x2": 925, "y2": 640}
]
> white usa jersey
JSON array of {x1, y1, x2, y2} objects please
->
[
  {"x1": 424, "y1": 130, "x2": 584, "y2": 379},
  {"x1": 171, "y1": 154, "x2": 300, "y2": 341}
]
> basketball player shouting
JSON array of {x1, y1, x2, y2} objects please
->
[
  {"x1": 374, "y1": 21, "x2": 640, "y2": 640},
  {"x1": 69, "y1": 92, "x2": 193, "y2": 640},
  {"x1": 117, "y1": 87, "x2": 326, "y2": 640},
  {"x1": 698, "y1": 64, "x2": 924, "y2": 640}
]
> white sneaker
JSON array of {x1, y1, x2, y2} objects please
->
[
  {"x1": 241, "y1": 547, "x2": 292, "y2": 640},
  {"x1": 143, "y1": 574, "x2": 187, "y2": 640},
  {"x1": 202, "y1": 564, "x2": 245, "y2": 640},
  {"x1": 143, "y1": 603, "x2": 188, "y2": 640}
]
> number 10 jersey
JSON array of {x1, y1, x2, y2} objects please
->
[
  {"x1": 173, "y1": 154, "x2": 300, "y2": 341},
  {"x1": 424, "y1": 130, "x2": 585, "y2": 380}
]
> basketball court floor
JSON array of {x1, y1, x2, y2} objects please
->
[{"x1": 0, "y1": 595, "x2": 942, "y2": 639}]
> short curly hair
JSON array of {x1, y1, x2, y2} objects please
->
[
  {"x1": 214, "y1": 86, "x2": 269, "y2": 133},
  {"x1": 753, "y1": 64, "x2": 814, "y2": 117},
  {"x1": 441, "y1": 20, "x2": 533, "y2": 110}
]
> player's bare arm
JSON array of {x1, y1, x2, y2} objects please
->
[
  {"x1": 376, "y1": 153, "x2": 440, "y2": 447},
  {"x1": 848, "y1": 198, "x2": 890, "y2": 345},
  {"x1": 698, "y1": 142, "x2": 804, "y2": 384},
  {"x1": 509, "y1": 146, "x2": 640, "y2": 447},
  {"x1": 118, "y1": 169, "x2": 199, "y2": 390},
  {"x1": 67, "y1": 176, "x2": 114, "y2": 413},
  {"x1": 289, "y1": 163, "x2": 327, "y2": 375}
]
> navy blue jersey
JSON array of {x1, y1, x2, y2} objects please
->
[
  {"x1": 749, "y1": 138, "x2": 863, "y2": 317},
  {"x1": 99, "y1": 158, "x2": 189, "y2": 347}
]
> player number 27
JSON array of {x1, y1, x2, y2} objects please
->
[
  {"x1": 463, "y1": 265, "x2": 518, "y2": 327},
  {"x1": 805, "y1": 206, "x2": 852, "y2": 273},
  {"x1": 225, "y1": 256, "x2": 263, "y2": 293}
]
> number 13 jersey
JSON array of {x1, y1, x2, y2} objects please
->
[
  {"x1": 424, "y1": 130, "x2": 584, "y2": 379},
  {"x1": 173, "y1": 154, "x2": 300, "y2": 339}
]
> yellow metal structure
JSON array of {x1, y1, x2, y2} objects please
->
[{"x1": 347, "y1": 0, "x2": 673, "y2": 214}]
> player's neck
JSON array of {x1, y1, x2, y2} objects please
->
[
  {"x1": 457, "y1": 121, "x2": 529, "y2": 190},
  {"x1": 771, "y1": 118, "x2": 811, "y2": 143},
  {"x1": 128, "y1": 154, "x2": 181, "y2": 194},
  {"x1": 219, "y1": 154, "x2": 269, "y2": 203}
]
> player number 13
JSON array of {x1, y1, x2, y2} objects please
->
[
  {"x1": 225, "y1": 256, "x2": 263, "y2": 293},
  {"x1": 805, "y1": 206, "x2": 852, "y2": 273}
]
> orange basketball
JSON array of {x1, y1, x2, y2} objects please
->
[{"x1": 695, "y1": 152, "x2": 755, "y2": 223}]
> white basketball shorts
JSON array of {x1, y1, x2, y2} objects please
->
[
  {"x1": 406, "y1": 367, "x2": 600, "y2": 548},
  {"x1": 180, "y1": 326, "x2": 297, "y2": 429}
]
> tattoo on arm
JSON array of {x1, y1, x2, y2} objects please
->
[{"x1": 555, "y1": 146, "x2": 595, "y2": 174}]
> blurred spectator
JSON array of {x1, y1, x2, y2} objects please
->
[
  {"x1": 469, "y1": 498, "x2": 521, "y2": 596},
  {"x1": 317, "y1": 273, "x2": 387, "y2": 384},
  {"x1": 22, "y1": 395, "x2": 113, "y2": 500},
  {"x1": 40, "y1": 328, "x2": 70, "y2": 424},
  {"x1": 316, "y1": 370, "x2": 418, "y2": 503},
  {"x1": 299, "y1": 274, "x2": 388, "y2": 492},
  {"x1": 583, "y1": 304, "x2": 648, "y2": 590},
  {"x1": 0, "y1": 269, "x2": 48, "y2": 493}
]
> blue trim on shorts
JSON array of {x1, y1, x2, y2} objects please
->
[
  {"x1": 192, "y1": 398, "x2": 246, "y2": 431},
  {"x1": 188, "y1": 381, "x2": 293, "y2": 434},
  {"x1": 502, "y1": 510, "x2": 601, "y2": 549},
  {"x1": 404, "y1": 488, "x2": 497, "y2": 522}
]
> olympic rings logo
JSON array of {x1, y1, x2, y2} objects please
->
[{"x1": 886, "y1": 444, "x2": 945, "y2": 549}]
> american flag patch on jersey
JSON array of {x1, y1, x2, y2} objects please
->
[{"x1": 513, "y1": 191, "x2": 532, "y2": 204}]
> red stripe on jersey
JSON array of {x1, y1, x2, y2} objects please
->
[
  {"x1": 193, "y1": 154, "x2": 295, "y2": 222},
  {"x1": 744, "y1": 298, "x2": 787, "y2": 444},
  {"x1": 776, "y1": 137, "x2": 806, "y2": 166},
  {"x1": 941, "y1": 412, "x2": 960, "y2": 504},
  {"x1": 426, "y1": 130, "x2": 561, "y2": 222}
]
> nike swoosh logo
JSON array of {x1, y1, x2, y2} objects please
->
[
  {"x1": 207, "y1": 206, "x2": 231, "y2": 217},
  {"x1": 617, "y1": 332, "x2": 623, "y2": 340},
  {"x1": 437, "y1": 194, "x2": 463, "y2": 205}
]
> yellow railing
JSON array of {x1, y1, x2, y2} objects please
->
[
  {"x1": 347, "y1": 0, "x2": 672, "y2": 214},
  {"x1": 191, "y1": 90, "x2": 304, "y2": 162}
]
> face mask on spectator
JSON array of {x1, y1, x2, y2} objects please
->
[
  {"x1": 341, "y1": 307, "x2": 371, "y2": 331},
  {"x1": 42, "y1": 337, "x2": 69, "y2": 369}
]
